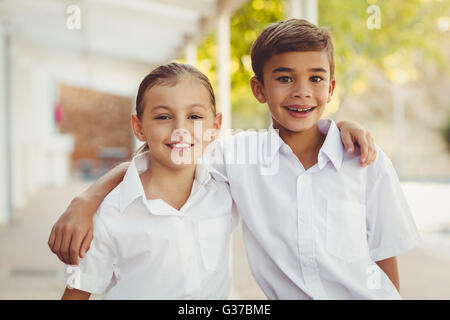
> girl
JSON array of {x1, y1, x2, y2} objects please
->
[{"x1": 61, "y1": 62, "x2": 235, "y2": 299}]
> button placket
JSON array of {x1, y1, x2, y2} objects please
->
[
  {"x1": 297, "y1": 173, "x2": 326, "y2": 298},
  {"x1": 179, "y1": 220, "x2": 198, "y2": 297}
]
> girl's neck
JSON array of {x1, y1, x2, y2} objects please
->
[
  {"x1": 140, "y1": 156, "x2": 196, "y2": 210},
  {"x1": 275, "y1": 122, "x2": 326, "y2": 170}
]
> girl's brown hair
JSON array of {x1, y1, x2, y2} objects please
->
[{"x1": 134, "y1": 62, "x2": 216, "y2": 155}]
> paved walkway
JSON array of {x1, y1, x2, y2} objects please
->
[{"x1": 1, "y1": 178, "x2": 449, "y2": 299}]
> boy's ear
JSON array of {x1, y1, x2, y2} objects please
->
[
  {"x1": 131, "y1": 114, "x2": 146, "y2": 142},
  {"x1": 327, "y1": 78, "x2": 336, "y2": 103},
  {"x1": 250, "y1": 76, "x2": 267, "y2": 104}
]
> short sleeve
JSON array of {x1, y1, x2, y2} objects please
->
[
  {"x1": 366, "y1": 155, "x2": 421, "y2": 261},
  {"x1": 64, "y1": 208, "x2": 117, "y2": 295},
  {"x1": 230, "y1": 200, "x2": 241, "y2": 232}
]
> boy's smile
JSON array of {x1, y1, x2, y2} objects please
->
[{"x1": 251, "y1": 50, "x2": 335, "y2": 134}]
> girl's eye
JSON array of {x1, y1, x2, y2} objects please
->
[
  {"x1": 189, "y1": 115, "x2": 203, "y2": 120},
  {"x1": 310, "y1": 76, "x2": 323, "y2": 83},
  {"x1": 155, "y1": 115, "x2": 170, "y2": 120},
  {"x1": 277, "y1": 76, "x2": 293, "y2": 83}
]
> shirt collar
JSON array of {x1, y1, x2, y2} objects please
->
[
  {"x1": 263, "y1": 119, "x2": 343, "y2": 171},
  {"x1": 262, "y1": 125, "x2": 284, "y2": 165},
  {"x1": 317, "y1": 119, "x2": 344, "y2": 171},
  {"x1": 119, "y1": 151, "x2": 226, "y2": 214},
  {"x1": 119, "y1": 152, "x2": 149, "y2": 214}
]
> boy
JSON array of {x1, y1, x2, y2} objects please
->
[{"x1": 49, "y1": 19, "x2": 419, "y2": 299}]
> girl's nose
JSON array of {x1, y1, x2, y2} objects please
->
[
  {"x1": 174, "y1": 117, "x2": 189, "y2": 132},
  {"x1": 172, "y1": 117, "x2": 192, "y2": 143},
  {"x1": 172, "y1": 127, "x2": 191, "y2": 142}
]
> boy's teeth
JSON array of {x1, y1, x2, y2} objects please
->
[{"x1": 287, "y1": 107, "x2": 314, "y2": 113}]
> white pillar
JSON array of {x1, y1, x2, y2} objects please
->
[
  {"x1": 217, "y1": 13, "x2": 231, "y2": 130},
  {"x1": 393, "y1": 83, "x2": 404, "y2": 177},
  {"x1": 185, "y1": 42, "x2": 198, "y2": 67},
  {"x1": 286, "y1": 0, "x2": 302, "y2": 18},
  {"x1": 286, "y1": 0, "x2": 318, "y2": 26},
  {"x1": 10, "y1": 44, "x2": 28, "y2": 208},
  {"x1": 0, "y1": 26, "x2": 11, "y2": 225}
]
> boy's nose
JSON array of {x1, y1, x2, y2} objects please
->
[{"x1": 291, "y1": 83, "x2": 312, "y2": 99}]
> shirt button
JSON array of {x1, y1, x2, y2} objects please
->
[{"x1": 299, "y1": 214, "x2": 306, "y2": 224}]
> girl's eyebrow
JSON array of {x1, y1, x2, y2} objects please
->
[
  {"x1": 188, "y1": 103, "x2": 207, "y2": 110},
  {"x1": 150, "y1": 104, "x2": 207, "y2": 112},
  {"x1": 151, "y1": 105, "x2": 171, "y2": 112}
]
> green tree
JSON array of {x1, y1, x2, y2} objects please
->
[
  {"x1": 319, "y1": 0, "x2": 450, "y2": 116},
  {"x1": 197, "y1": 0, "x2": 450, "y2": 129}
]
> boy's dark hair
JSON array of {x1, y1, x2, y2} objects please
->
[{"x1": 251, "y1": 19, "x2": 335, "y2": 83}]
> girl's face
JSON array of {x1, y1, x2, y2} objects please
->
[{"x1": 131, "y1": 77, "x2": 221, "y2": 170}]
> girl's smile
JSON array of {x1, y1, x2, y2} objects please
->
[{"x1": 132, "y1": 77, "x2": 221, "y2": 170}]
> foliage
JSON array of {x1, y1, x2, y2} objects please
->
[
  {"x1": 445, "y1": 113, "x2": 450, "y2": 150},
  {"x1": 196, "y1": 0, "x2": 450, "y2": 129}
]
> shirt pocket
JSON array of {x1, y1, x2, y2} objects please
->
[
  {"x1": 326, "y1": 200, "x2": 368, "y2": 263},
  {"x1": 197, "y1": 215, "x2": 230, "y2": 272}
]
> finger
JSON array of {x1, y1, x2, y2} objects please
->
[
  {"x1": 69, "y1": 231, "x2": 84, "y2": 266},
  {"x1": 368, "y1": 135, "x2": 377, "y2": 164},
  {"x1": 359, "y1": 135, "x2": 369, "y2": 167},
  {"x1": 364, "y1": 134, "x2": 375, "y2": 166},
  {"x1": 48, "y1": 226, "x2": 56, "y2": 251},
  {"x1": 340, "y1": 129, "x2": 355, "y2": 154},
  {"x1": 60, "y1": 229, "x2": 73, "y2": 265},
  {"x1": 53, "y1": 232, "x2": 66, "y2": 263},
  {"x1": 52, "y1": 227, "x2": 64, "y2": 261},
  {"x1": 80, "y1": 228, "x2": 94, "y2": 258}
]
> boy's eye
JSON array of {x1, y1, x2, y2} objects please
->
[
  {"x1": 277, "y1": 76, "x2": 293, "y2": 83},
  {"x1": 310, "y1": 76, "x2": 323, "y2": 83}
]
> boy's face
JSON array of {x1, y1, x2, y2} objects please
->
[{"x1": 251, "y1": 50, "x2": 335, "y2": 133}]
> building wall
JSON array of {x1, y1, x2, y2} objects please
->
[{"x1": 58, "y1": 84, "x2": 134, "y2": 173}]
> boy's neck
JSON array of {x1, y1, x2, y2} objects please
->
[{"x1": 274, "y1": 121, "x2": 326, "y2": 170}]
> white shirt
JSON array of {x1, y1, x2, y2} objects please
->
[
  {"x1": 203, "y1": 119, "x2": 421, "y2": 300},
  {"x1": 65, "y1": 151, "x2": 235, "y2": 299}
]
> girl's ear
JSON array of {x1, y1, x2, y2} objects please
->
[
  {"x1": 327, "y1": 78, "x2": 336, "y2": 103},
  {"x1": 214, "y1": 112, "x2": 222, "y2": 130},
  {"x1": 250, "y1": 76, "x2": 267, "y2": 104},
  {"x1": 131, "y1": 114, "x2": 146, "y2": 142}
]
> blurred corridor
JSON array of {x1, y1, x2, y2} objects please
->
[{"x1": 1, "y1": 0, "x2": 450, "y2": 300}]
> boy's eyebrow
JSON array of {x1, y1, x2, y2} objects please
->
[
  {"x1": 272, "y1": 67, "x2": 294, "y2": 73},
  {"x1": 308, "y1": 67, "x2": 328, "y2": 73},
  {"x1": 272, "y1": 67, "x2": 328, "y2": 73}
]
